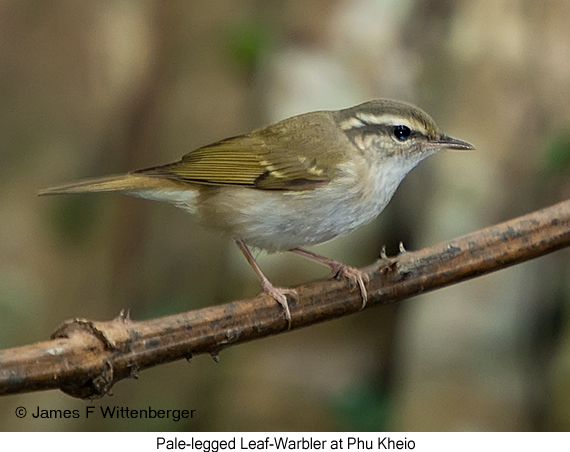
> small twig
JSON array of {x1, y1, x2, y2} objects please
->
[{"x1": 1, "y1": 199, "x2": 570, "y2": 399}]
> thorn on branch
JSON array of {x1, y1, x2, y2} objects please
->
[
  {"x1": 117, "y1": 309, "x2": 132, "y2": 322},
  {"x1": 128, "y1": 364, "x2": 140, "y2": 380}
]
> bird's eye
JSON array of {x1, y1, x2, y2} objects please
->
[{"x1": 393, "y1": 125, "x2": 411, "y2": 141}]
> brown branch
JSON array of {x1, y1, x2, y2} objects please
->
[{"x1": 2, "y1": 199, "x2": 570, "y2": 399}]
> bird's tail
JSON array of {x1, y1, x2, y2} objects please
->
[{"x1": 38, "y1": 173, "x2": 182, "y2": 196}]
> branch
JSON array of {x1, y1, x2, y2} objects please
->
[{"x1": 2, "y1": 199, "x2": 570, "y2": 399}]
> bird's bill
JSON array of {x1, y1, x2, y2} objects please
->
[{"x1": 431, "y1": 135, "x2": 476, "y2": 151}]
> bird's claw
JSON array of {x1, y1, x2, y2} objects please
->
[
  {"x1": 261, "y1": 280, "x2": 296, "y2": 329},
  {"x1": 332, "y1": 264, "x2": 370, "y2": 309}
]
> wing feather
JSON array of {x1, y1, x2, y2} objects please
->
[{"x1": 137, "y1": 111, "x2": 347, "y2": 190}]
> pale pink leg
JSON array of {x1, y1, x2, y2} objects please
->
[
  {"x1": 289, "y1": 248, "x2": 369, "y2": 309},
  {"x1": 235, "y1": 239, "x2": 295, "y2": 326}
]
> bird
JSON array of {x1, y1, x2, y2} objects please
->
[{"x1": 39, "y1": 99, "x2": 474, "y2": 326}]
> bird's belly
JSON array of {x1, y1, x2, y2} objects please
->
[{"x1": 194, "y1": 183, "x2": 391, "y2": 252}]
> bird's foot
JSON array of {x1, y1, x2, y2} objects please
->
[
  {"x1": 289, "y1": 248, "x2": 370, "y2": 310},
  {"x1": 260, "y1": 279, "x2": 297, "y2": 329},
  {"x1": 235, "y1": 238, "x2": 295, "y2": 329},
  {"x1": 330, "y1": 263, "x2": 370, "y2": 309}
]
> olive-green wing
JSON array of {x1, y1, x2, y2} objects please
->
[{"x1": 137, "y1": 111, "x2": 346, "y2": 190}]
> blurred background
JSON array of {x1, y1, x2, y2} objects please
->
[{"x1": 1, "y1": 0, "x2": 570, "y2": 432}]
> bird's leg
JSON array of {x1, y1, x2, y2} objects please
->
[
  {"x1": 289, "y1": 248, "x2": 369, "y2": 309},
  {"x1": 235, "y1": 239, "x2": 295, "y2": 327}
]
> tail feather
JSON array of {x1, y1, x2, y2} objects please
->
[{"x1": 38, "y1": 173, "x2": 183, "y2": 196}]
